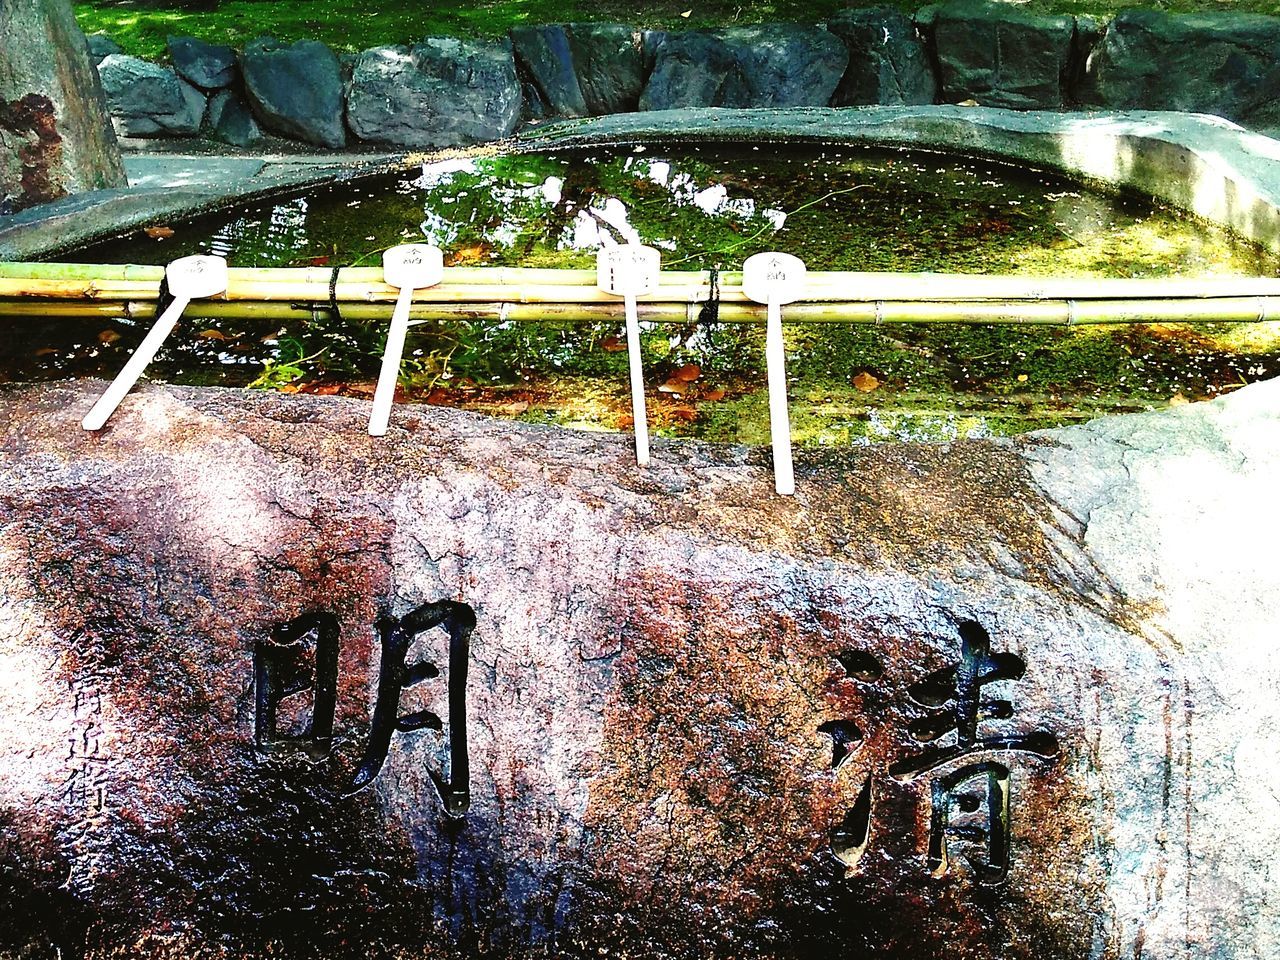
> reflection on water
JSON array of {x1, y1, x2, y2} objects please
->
[{"x1": 27, "y1": 144, "x2": 1280, "y2": 444}]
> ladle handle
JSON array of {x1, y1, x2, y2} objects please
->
[
  {"x1": 368, "y1": 286, "x2": 414, "y2": 437},
  {"x1": 82, "y1": 294, "x2": 191, "y2": 431},
  {"x1": 765, "y1": 298, "x2": 794, "y2": 495},
  {"x1": 624, "y1": 293, "x2": 650, "y2": 467}
]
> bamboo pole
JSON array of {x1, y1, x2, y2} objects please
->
[
  {"x1": 3, "y1": 297, "x2": 1276, "y2": 325},
  {"x1": 4, "y1": 263, "x2": 1280, "y2": 304}
]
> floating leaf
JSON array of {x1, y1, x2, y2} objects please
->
[
  {"x1": 601, "y1": 335, "x2": 627, "y2": 352},
  {"x1": 852, "y1": 371, "x2": 880, "y2": 393},
  {"x1": 143, "y1": 226, "x2": 175, "y2": 239},
  {"x1": 198, "y1": 329, "x2": 229, "y2": 340},
  {"x1": 672, "y1": 363, "x2": 701, "y2": 382},
  {"x1": 97, "y1": 329, "x2": 122, "y2": 345}
]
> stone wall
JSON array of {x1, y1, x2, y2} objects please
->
[{"x1": 81, "y1": 4, "x2": 1280, "y2": 151}]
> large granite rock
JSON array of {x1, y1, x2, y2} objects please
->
[
  {"x1": 828, "y1": 7, "x2": 937, "y2": 106},
  {"x1": 0, "y1": 0, "x2": 125, "y2": 211},
  {"x1": 512, "y1": 23, "x2": 648, "y2": 118},
  {"x1": 346, "y1": 38, "x2": 521, "y2": 148},
  {"x1": 933, "y1": 0, "x2": 1076, "y2": 109},
  {"x1": 640, "y1": 24, "x2": 849, "y2": 110},
  {"x1": 97, "y1": 54, "x2": 206, "y2": 138},
  {"x1": 203, "y1": 89, "x2": 262, "y2": 147},
  {"x1": 241, "y1": 36, "x2": 345, "y2": 148},
  {"x1": 0, "y1": 376, "x2": 1277, "y2": 958},
  {"x1": 1079, "y1": 10, "x2": 1280, "y2": 131},
  {"x1": 167, "y1": 34, "x2": 237, "y2": 91}
]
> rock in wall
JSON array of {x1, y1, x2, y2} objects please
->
[{"x1": 0, "y1": 0, "x2": 125, "y2": 212}]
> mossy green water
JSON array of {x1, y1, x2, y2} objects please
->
[{"x1": 42, "y1": 144, "x2": 1280, "y2": 444}]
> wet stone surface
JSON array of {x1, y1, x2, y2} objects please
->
[{"x1": 0, "y1": 378, "x2": 1276, "y2": 958}]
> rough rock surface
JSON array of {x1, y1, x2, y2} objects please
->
[
  {"x1": 511, "y1": 23, "x2": 647, "y2": 118},
  {"x1": 828, "y1": 7, "x2": 937, "y2": 106},
  {"x1": 97, "y1": 53, "x2": 206, "y2": 138},
  {"x1": 0, "y1": 0, "x2": 125, "y2": 211},
  {"x1": 167, "y1": 34, "x2": 237, "y2": 90},
  {"x1": 241, "y1": 36, "x2": 345, "y2": 148},
  {"x1": 85, "y1": 32, "x2": 122, "y2": 65},
  {"x1": 510, "y1": 25, "x2": 588, "y2": 117},
  {"x1": 640, "y1": 25, "x2": 848, "y2": 110},
  {"x1": 1079, "y1": 10, "x2": 1280, "y2": 131},
  {"x1": 933, "y1": 0, "x2": 1076, "y2": 109},
  {"x1": 346, "y1": 38, "x2": 521, "y2": 148},
  {"x1": 203, "y1": 88, "x2": 261, "y2": 147},
  {"x1": 0, "y1": 377, "x2": 1277, "y2": 959}
]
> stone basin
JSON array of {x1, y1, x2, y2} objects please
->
[{"x1": 0, "y1": 375, "x2": 1276, "y2": 958}]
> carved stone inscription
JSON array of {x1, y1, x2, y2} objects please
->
[
  {"x1": 822, "y1": 620, "x2": 1060, "y2": 883},
  {"x1": 253, "y1": 600, "x2": 475, "y2": 818}
]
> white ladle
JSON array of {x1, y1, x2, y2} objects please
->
[
  {"x1": 368, "y1": 243, "x2": 444, "y2": 437},
  {"x1": 82, "y1": 254, "x2": 229, "y2": 431},
  {"x1": 596, "y1": 243, "x2": 661, "y2": 466},
  {"x1": 742, "y1": 252, "x2": 807, "y2": 496}
]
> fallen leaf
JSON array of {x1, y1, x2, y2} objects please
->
[
  {"x1": 300, "y1": 382, "x2": 342, "y2": 395},
  {"x1": 703, "y1": 387, "x2": 726, "y2": 402},
  {"x1": 601, "y1": 335, "x2": 627, "y2": 352},
  {"x1": 1169, "y1": 392, "x2": 1190, "y2": 407},
  {"x1": 617, "y1": 415, "x2": 635, "y2": 429},
  {"x1": 97, "y1": 329, "x2": 122, "y2": 345},
  {"x1": 667, "y1": 406, "x2": 698, "y2": 422},
  {"x1": 502, "y1": 400, "x2": 530, "y2": 414},
  {"x1": 1016, "y1": 374, "x2": 1028, "y2": 383},
  {"x1": 426, "y1": 388, "x2": 451, "y2": 405},
  {"x1": 278, "y1": 384, "x2": 300, "y2": 394},
  {"x1": 308, "y1": 255, "x2": 331, "y2": 267},
  {"x1": 956, "y1": 99, "x2": 980, "y2": 107},
  {"x1": 658, "y1": 378, "x2": 686, "y2": 394},
  {"x1": 143, "y1": 226, "x2": 175, "y2": 239},
  {"x1": 198, "y1": 329, "x2": 229, "y2": 340},
  {"x1": 852, "y1": 371, "x2": 880, "y2": 393},
  {"x1": 445, "y1": 242, "x2": 492, "y2": 266},
  {"x1": 680, "y1": 8, "x2": 692, "y2": 16},
  {"x1": 672, "y1": 362, "x2": 701, "y2": 382},
  {"x1": 34, "y1": 347, "x2": 58, "y2": 357}
]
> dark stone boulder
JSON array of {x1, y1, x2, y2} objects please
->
[
  {"x1": 241, "y1": 36, "x2": 345, "y2": 148},
  {"x1": 569, "y1": 23, "x2": 648, "y2": 115},
  {"x1": 0, "y1": 377, "x2": 1277, "y2": 957},
  {"x1": 167, "y1": 34, "x2": 237, "y2": 90},
  {"x1": 0, "y1": 0, "x2": 125, "y2": 211},
  {"x1": 641, "y1": 24, "x2": 848, "y2": 110},
  {"x1": 511, "y1": 24, "x2": 588, "y2": 117},
  {"x1": 1078, "y1": 10, "x2": 1280, "y2": 130},
  {"x1": 85, "y1": 32, "x2": 122, "y2": 65},
  {"x1": 97, "y1": 53, "x2": 206, "y2": 138},
  {"x1": 510, "y1": 23, "x2": 647, "y2": 118},
  {"x1": 828, "y1": 7, "x2": 936, "y2": 106},
  {"x1": 346, "y1": 38, "x2": 521, "y2": 148},
  {"x1": 933, "y1": 0, "x2": 1075, "y2": 109},
  {"x1": 203, "y1": 89, "x2": 261, "y2": 147}
]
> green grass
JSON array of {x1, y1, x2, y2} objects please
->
[{"x1": 75, "y1": 0, "x2": 1280, "y2": 60}]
